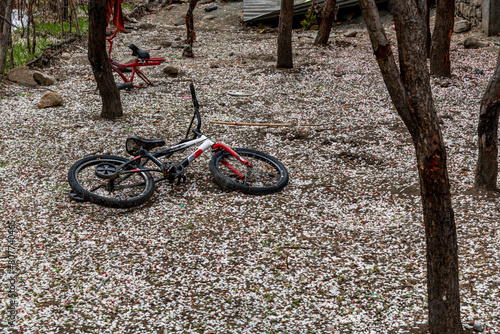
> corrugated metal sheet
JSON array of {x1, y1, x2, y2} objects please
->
[{"x1": 243, "y1": 0, "x2": 372, "y2": 23}]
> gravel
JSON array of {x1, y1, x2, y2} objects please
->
[{"x1": 1, "y1": 7, "x2": 499, "y2": 334}]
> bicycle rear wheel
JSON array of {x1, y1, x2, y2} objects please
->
[
  {"x1": 209, "y1": 148, "x2": 288, "y2": 195},
  {"x1": 68, "y1": 155, "x2": 155, "y2": 208}
]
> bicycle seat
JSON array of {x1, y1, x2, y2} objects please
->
[
  {"x1": 126, "y1": 136, "x2": 165, "y2": 155},
  {"x1": 128, "y1": 44, "x2": 150, "y2": 59}
]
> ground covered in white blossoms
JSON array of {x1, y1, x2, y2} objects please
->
[{"x1": 1, "y1": 4, "x2": 500, "y2": 333}]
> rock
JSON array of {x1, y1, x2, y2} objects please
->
[
  {"x1": 61, "y1": 52, "x2": 71, "y2": 60},
  {"x1": 139, "y1": 23, "x2": 156, "y2": 30},
  {"x1": 454, "y1": 20, "x2": 471, "y2": 33},
  {"x1": 7, "y1": 66, "x2": 37, "y2": 87},
  {"x1": 159, "y1": 40, "x2": 173, "y2": 48},
  {"x1": 464, "y1": 37, "x2": 489, "y2": 49},
  {"x1": 163, "y1": 65, "x2": 179, "y2": 76},
  {"x1": 204, "y1": 5, "x2": 218, "y2": 12},
  {"x1": 38, "y1": 92, "x2": 63, "y2": 108},
  {"x1": 209, "y1": 62, "x2": 220, "y2": 68},
  {"x1": 171, "y1": 41, "x2": 183, "y2": 48},
  {"x1": 205, "y1": 15, "x2": 217, "y2": 20},
  {"x1": 344, "y1": 30, "x2": 358, "y2": 38},
  {"x1": 473, "y1": 322, "x2": 484, "y2": 332},
  {"x1": 326, "y1": 324, "x2": 335, "y2": 331},
  {"x1": 32, "y1": 71, "x2": 56, "y2": 86},
  {"x1": 174, "y1": 36, "x2": 182, "y2": 41},
  {"x1": 174, "y1": 18, "x2": 185, "y2": 26}
]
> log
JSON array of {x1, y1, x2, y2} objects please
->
[{"x1": 209, "y1": 121, "x2": 322, "y2": 127}]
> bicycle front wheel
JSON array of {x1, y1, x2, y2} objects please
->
[
  {"x1": 209, "y1": 148, "x2": 289, "y2": 195},
  {"x1": 68, "y1": 155, "x2": 155, "y2": 208}
]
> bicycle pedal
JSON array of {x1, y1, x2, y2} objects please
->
[
  {"x1": 177, "y1": 175, "x2": 186, "y2": 185},
  {"x1": 69, "y1": 190, "x2": 87, "y2": 202}
]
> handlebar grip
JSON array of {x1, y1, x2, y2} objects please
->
[{"x1": 190, "y1": 83, "x2": 196, "y2": 100}]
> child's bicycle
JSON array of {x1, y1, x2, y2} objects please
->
[
  {"x1": 106, "y1": 27, "x2": 166, "y2": 89},
  {"x1": 67, "y1": 83, "x2": 289, "y2": 208}
]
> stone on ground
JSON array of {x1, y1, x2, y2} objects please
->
[
  {"x1": 33, "y1": 71, "x2": 56, "y2": 86},
  {"x1": 7, "y1": 66, "x2": 37, "y2": 87},
  {"x1": 464, "y1": 37, "x2": 489, "y2": 49},
  {"x1": 454, "y1": 20, "x2": 471, "y2": 33},
  {"x1": 163, "y1": 65, "x2": 179, "y2": 76},
  {"x1": 38, "y1": 92, "x2": 63, "y2": 108}
]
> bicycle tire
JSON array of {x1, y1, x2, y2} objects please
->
[
  {"x1": 209, "y1": 148, "x2": 289, "y2": 195},
  {"x1": 68, "y1": 155, "x2": 155, "y2": 208}
]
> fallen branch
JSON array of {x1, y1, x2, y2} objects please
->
[
  {"x1": 209, "y1": 121, "x2": 322, "y2": 127},
  {"x1": 25, "y1": 37, "x2": 78, "y2": 66}
]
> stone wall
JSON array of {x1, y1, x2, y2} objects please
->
[
  {"x1": 456, "y1": 0, "x2": 500, "y2": 35},
  {"x1": 455, "y1": 0, "x2": 482, "y2": 27}
]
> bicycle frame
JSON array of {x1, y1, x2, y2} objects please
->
[
  {"x1": 106, "y1": 28, "x2": 165, "y2": 88},
  {"x1": 112, "y1": 83, "x2": 252, "y2": 182}
]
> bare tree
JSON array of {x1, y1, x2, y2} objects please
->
[
  {"x1": 0, "y1": 0, "x2": 13, "y2": 74},
  {"x1": 183, "y1": 0, "x2": 198, "y2": 58},
  {"x1": 314, "y1": 0, "x2": 337, "y2": 46},
  {"x1": 474, "y1": 51, "x2": 500, "y2": 191},
  {"x1": 430, "y1": 0, "x2": 454, "y2": 77},
  {"x1": 359, "y1": 0, "x2": 462, "y2": 332},
  {"x1": 88, "y1": 0, "x2": 123, "y2": 119},
  {"x1": 276, "y1": 0, "x2": 293, "y2": 68}
]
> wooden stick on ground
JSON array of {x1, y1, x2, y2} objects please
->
[{"x1": 209, "y1": 121, "x2": 322, "y2": 127}]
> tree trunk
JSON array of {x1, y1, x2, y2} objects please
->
[
  {"x1": 359, "y1": 0, "x2": 462, "y2": 332},
  {"x1": 314, "y1": 0, "x2": 337, "y2": 46},
  {"x1": 0, "y1": 0, "x2": 5, "y2": 36},
  {"x1": 0, "y1": 0, "x2": 13, "y2": 74},
  {"x1": 430, "y1": 0, "x2": 454, "y2": 77},
  {"x1": 424, "y1": 0, "x2": 431, "y2": 57},
  {"x1": 88, "y1": 0, "x2": 123, "y2": 120},
  {"x1": 277, "y1": 0, "x2": 293, "y2": 68},
  {"x1": 474, "y1": 51, "x2": 500, "y2": 191},
  {"x1": 183, "y1": 0, "x2": 198, "y2": 58}
]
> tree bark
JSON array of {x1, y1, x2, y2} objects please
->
[
  {"x1": 474, "y1": 51, "x2": 500, "y2": 191},
  {"x1": 314, "y1": 0, "x2": 337, "y2": 46},
  {"x1": 183, "y1": 0, "x2": 198, "y2": 58},
  {"x1": 0, "y1": 0, "x2": 5, "y2": 36},
  {"x1": 424, "y1": 0, "x2": 431, "y2": 57},
  {"x1": 277, "y1": 0, "x2": 293, "y2": 68},
  {"x1": 88, "y1": 0, "x2": 123, "y2": 119},
  {"x1": 430, "y1": 0, "x2": 454, "y2": 77},
  {"x1": 359, "y1": 0, "x2": 462, "y2": 332},
  {"x1": 0, "y1": 0, "x2": 13, "y2": 74}
]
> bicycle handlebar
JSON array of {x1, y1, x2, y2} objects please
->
[
  {"x1": 185, "y1": 83, "x2": 203, "y2": 139},
  {"x1": 190, "y1": 83, "x2": 202, "y2": 132}
]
